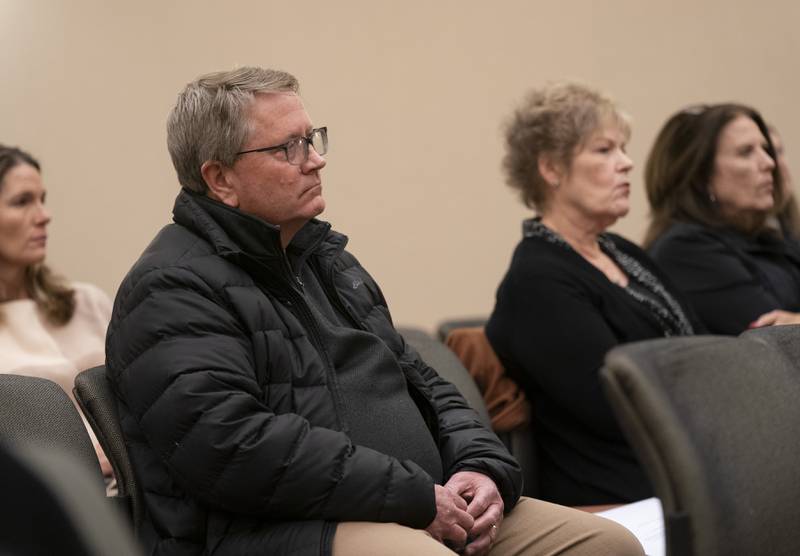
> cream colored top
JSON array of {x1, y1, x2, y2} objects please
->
[
  {"x1": 0, "y1": 282, "x2": 111, "y2": 390},
  {"x1": 0, "y1": 282, "x2": 113, "y2": 477}
]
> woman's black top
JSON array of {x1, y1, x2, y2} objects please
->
[
  {"x1": 649, "y1": 221, "x2": 800, "y2": 334},
  {"x1": 487, "y1": 219, "x2": 700, "y2": 505}
]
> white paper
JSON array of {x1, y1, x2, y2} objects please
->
[{"x1": 596, "y1": 497, "x2": 665, "y2": 556}]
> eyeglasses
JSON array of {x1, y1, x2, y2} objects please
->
[{"x1": 236, "y1": 127, "x2": 328, "y2": 165}]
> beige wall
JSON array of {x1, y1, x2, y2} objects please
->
[{"x1": 3, "y1": 0, "x2": 798, "y2": 332}]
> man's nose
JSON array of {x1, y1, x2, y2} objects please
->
[{"x1": 303, "y1": 146, "x2": 326, "y2": 173}]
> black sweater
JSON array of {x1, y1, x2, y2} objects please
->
[
  {"x1": 486, "y1": 226, "x2": 699, "y2": 505},
  {"x1": 648, "y1": 221, "x2": 800, "y2": 334}
]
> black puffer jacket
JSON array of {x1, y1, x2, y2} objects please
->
[{"x1": 106, "y1": 189, "x2": 521, "y2": 556}]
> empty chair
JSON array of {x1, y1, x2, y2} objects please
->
[
  {"x1": 601, "y1": 335, "x2": 800, "y2": 556},
  {"x1": 0, "y1": 373, "x2": 102, "y2": 481},
  {"x1": 74, "y1": 365, "x2": 144, "y2": 535}
]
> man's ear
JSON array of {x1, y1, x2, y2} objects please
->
[
  {"x1": 537, "y1": 154, "x2": 564, "y2": 189},
  {"x1": 201, "y1": 160, "x2": 239, "y2": 207}
]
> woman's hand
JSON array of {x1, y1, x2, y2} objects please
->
[{"x1": 749, "y1": 309, "x2": 800, "y2": 328}]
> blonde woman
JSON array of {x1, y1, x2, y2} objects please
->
[{"x1": 487, "y1": 84, "x2": 701, "y2": 506}]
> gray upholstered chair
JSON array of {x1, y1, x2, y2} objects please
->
[
  {"x1": 741, "y1": 323, "x2": 800, "y2": 366},
  {"x1": 398, "y1": 327, "x2": 538, "y2": 497},
  {"x1": 0, "y1": 442, "x2": 142, "y2": 556},
  {"x1": 0, "y1": 374, "x2": 102, "y2": 481},
  {"x1": 74, "y1": 365, "x2": 144, "y2": 535},
  {"x1": 601, "y1": 335, "x2": 800, "y2": 556}
]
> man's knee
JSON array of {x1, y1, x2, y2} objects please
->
[
  {"x1": 497, "y1": 497, "x2": 644, "y2": 556},
  {"x1": 333, "y1": 521, "x2": 454, "y2": 556},
  {"x1": 589, "y1": 517, "x2": 645, "y2": 556}
]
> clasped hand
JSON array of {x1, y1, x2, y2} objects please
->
[{"x1": 425, "y1": 471, "x2": 504, "y2": 556}]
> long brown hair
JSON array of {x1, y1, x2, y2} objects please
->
[
  {"x1": 768, "y1": 124, "x2": 800, "y2": 239},
  {"x1": 777, "y1": 194, "x2": 800, "y2": 240},
  {"x1": 0, "y1": 145, "x2": 74, "y2": 325},
  {"x1": 643, "y1": 103, "x2": 784, "y2": 247}
]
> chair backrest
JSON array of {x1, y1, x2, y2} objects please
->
[
  {"x1": 0, "y1": 442, "x2": 142, "y2": 556},
  {"x1": 74, "y1": 365, "x2": 144, "y2": 535},
  {"x1": 0, "y1": 373, "x2": 102, "y2": 481},
  {"x1": 740, "y1": 323, "x2": 800, "y2": 366},
  {"x1": 601, "y1": 335, "x2": 800, "y2": 556},
  {"x1": 436, "y1": 317, "x2": 488, "y2": 342}
]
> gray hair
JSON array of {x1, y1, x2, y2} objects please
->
[{"x1": 167, "y1": 66, "x2": 300, "y2": 193}]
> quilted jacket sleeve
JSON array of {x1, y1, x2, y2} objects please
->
[
  {"x1": 107, "y1": 264, "x2": 436, "y2": 528},
  {"x1": 398, "y1": 341, "x2": 523, "y2": 513}
]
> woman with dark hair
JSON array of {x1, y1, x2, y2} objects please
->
[
  {"x1": 486, "y1": 83, "x2": 701, "y2": 506},
  {"x1": 0, "y1": 144, "x2": 112, "y2": 476},
  {"x1": 644, "y1": 104, "x2": 800, "y2": 334}
]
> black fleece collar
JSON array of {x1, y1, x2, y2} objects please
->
[{"x1": 172, "y1": 188, "x2": 347, "y2": 270}]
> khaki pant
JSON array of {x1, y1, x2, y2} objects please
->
[{"x1": 333, "y1": 497, "x2": 644, "y2": 556}]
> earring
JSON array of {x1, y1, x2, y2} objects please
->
[
  {"x1": 551, "y1": 181, "x2": 559, "y2": 188},
  {"x1": 709, "y1": 191, "x2": 717, "y2": 203}
]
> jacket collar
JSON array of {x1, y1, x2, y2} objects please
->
[
  {"x1": 172, "y1": 188, "x2": 346, "y2": 269},
  {"x1": 173, "y1": 188, "x2": 284, "y2": 260}
]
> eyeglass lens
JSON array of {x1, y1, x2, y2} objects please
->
[{"x1": 287, "y1": 128, "x2": 328, "y2": 165}]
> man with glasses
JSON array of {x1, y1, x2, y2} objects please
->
[{"x1": 105, "y1": 67, "x2": 643, "y2": 556}]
